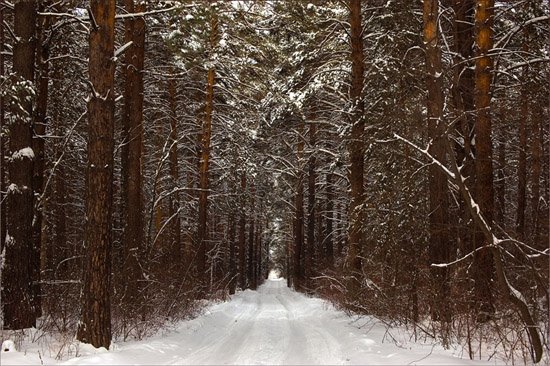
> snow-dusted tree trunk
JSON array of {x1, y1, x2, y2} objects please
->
[
  {"x1": 530, "y1": 102, "x2": 543, "y2": 246},
  {"x1": 423, "y1": 0, "x2": 451, "y2": 323},
  {"x1": 515, "y1": 29, "x2": 529, "y2": 241},
  {"x1": 2, "y1": 0, "x2": 38, "y2": 330},
  {"x1": 197, "y1": 4, "x2": 218, "y2": 286},
  {"x1": 248, "y1": 184, "x2": 256, "y2": 289},
  {"x1": 293, "y1": 121, "x2": 305, "y2": 291},
  {"x1": 323, "y1": 172, "x2": 334, "y2": 268},
  {"x1": 306, "y1": 116, "x2": 316, "y2": 281},
  {"x1": 121, "y1": 0, "x2": 146, "y2": 319},
  {"x1": 450, "y1": 0, "x2": 477, "y2": 288},
  {"x1": 228, "y1": 210, "x2": 237, "y2": 294},
  {"x1": 31, "y1": 2, "x2": 53, "y2": 319},
  {"x1": 167, "y1": 75, "x2": 182, "y2": 271},
  {"x1": 0, "y1": 4, "x2": 4, "y2": 274},
  {"x1": 345, "y1": 0, "x2": 365, "y2": 295},
  {"x1": 77, "y1": 0, "x2": 116, "y2": 349},
  {"x1": 239, "y1": 173, "x2": 247, "y2": 290},
  {"x1": 473, "y1": 0, "x2": 496, "y2": 320}
]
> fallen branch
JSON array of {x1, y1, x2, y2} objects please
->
[{"x1": 394, "y1": 133, "x2": 544, "y2": 363}]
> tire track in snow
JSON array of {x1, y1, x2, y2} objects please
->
[
  {"x1": 275, "y1": 286, "x2": 344, "y2": 364},
  {"x1": 171, "y1": 292, "x2": 263, "y2": 365}
]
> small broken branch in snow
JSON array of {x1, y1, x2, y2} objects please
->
[
  {"x1": 40, "y1": 110, "x2": 86, "y2": 207},
  {"x1": 86, "y1": 7, "x2": 98, "y2": 31},
  {"x1": 114, "y1": 41, "x2": 133, "y2": 59},
  {"x1": 39, "y1": 5, "x2": 184, "y2": 22},
  {"x1": 2, "y1": 19, "x2": 17, "y2": 42},
  {"x1": 431, "y1": 244, "x2": 491, "y2": 268},
  {"x1": 115, "y1": 6, "x2": 181, "y2": 19}
]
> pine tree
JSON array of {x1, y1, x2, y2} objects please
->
[
  {"x1": 2, "y1": 0, "x2": 38, "y2": 330},
  {"x1": 77, "y1": 0, "x2": 116, "y2": 349}
]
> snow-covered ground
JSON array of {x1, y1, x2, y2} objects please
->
[{"x1": 2, "y1": 272, "x2": 502, "y2": 365}]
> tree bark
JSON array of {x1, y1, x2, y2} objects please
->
[
  {"x1": 424, "y1": 0, "x2": 451, "y2": 323},
  {"x1": 77, "y1": 0, "x2": 116, "y2": 349},
  {"x1": 451, "y1": 0, "x2": 477, "y2": 282},
  {"x1": 121, "y1": 0, "x2": 146, "y2": 318},
  {"x1": 0, "y1": 0, "x2": 5, "y2": 261},
  {"x1": 31, "y1": 3, "x2": 52, "y2": 319},
  {"x1": 324, "y1": 172, "x2": 334, "y2": 268},
  {"x1": 515, "y1": 30, "x2": 529, "y2": 241},
  {"x1": 495, "y1": 139, "x2": 506, "y2": 226},
  {"x1": 254, "y1": 221, "x2": 261, "y2": 289},
  {"x1": 530, "y1": 102, "x2": 542, "y2": 247},
  {"x1": 197, "y1": 6, "x2": 218, "y2": 284},
  {"x1": 228, "y1": 211, "x2": 237, "y2": 294},
  {"x1": 287, "y1": 219, "x2": 293, "y2": 288},
  {"x1": 168, "y1": 75, "x2": 182, "y2": 269},
  {"x1": 294, "y1": 122, "x2": 305, "y2": 291},
  {"x1": 47, "y1": 58, "x2": 68, "y2": 284},
  {"x1": 306, "y1": 117, "x2": 316, "y2": 282},
  {"x1": 238, "y1": 173, "x2": 247, "y2": 289},
  {"x1": 473, "y1": 0, "x2": 495, "y2": 319},
  {"x1": 2, "y1": 0, "x2": 37, "y2": 330},
  {"x1": 452, "y1": 0, "x2": 475, "y2": 167},
  {"x1": 248, "y1": 185, "x2": 256, "y2": 289},
  {"x1": 345, "y1": 0, "x2": 365, "y2": 294}
]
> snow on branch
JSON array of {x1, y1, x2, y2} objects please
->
[
  {"x1": 114, "y1": 41, "x2": 133, "y2": 59},
  {"x1": 393, "y1": 132, "x2": 544, "y2": 363}
]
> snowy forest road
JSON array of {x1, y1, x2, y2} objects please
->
[
  {"x1": 173, "y1": 275, "x2": 344, "y2": 365},
  {"x1": 59, "y1": 274, "x2": 496, "y2": 365}
]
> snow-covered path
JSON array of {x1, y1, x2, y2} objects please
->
[
  {"x1": 3, "y1": 273, "x2": 499, "y2": 365},
  {"x1": 58, "y1": 274, "x2": 497, "y2": 365},
  {"x1": 169, "y1": 276, "x2": 345, "y2": 365}
]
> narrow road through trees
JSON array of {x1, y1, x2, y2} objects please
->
[{"x1": 59, "y1": 273, "x2": 495, "y2": 365}]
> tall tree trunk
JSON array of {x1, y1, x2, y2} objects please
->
[
  {"x1": 294, "y1": 122, "x2": 305, "y2": 291},
  {"x1": 53, "y1": 150, "x2": 68, "y2": 279},
  {"x1": 48, "y1": 62, "x2": 68, "y2": 284},
  {"x1": 0, "y1": 0, "x2": 6, "y2": 316},
  {"x1": 287, "y1": 222, "x2": 293, "y2": 288},
  {"x1": 77, "y1": 0, "x2": 116, "y2": 349},
  {"x1": 254, "y1": 221, "x2": 261, "y2": 289},
  {"x1": 152, "y1": 109, "x2": 167, "y2": 258},
  {"x1": 168, "y1": 76, "x2": 182, "y2": 269},
  {"x1": 2, "y1": 0, "x2": 37, "y2": 330},
  {"x1": 324, "y1": 172, "x2": 334, "y2": 268},
  {"x1": 424, "y1": 0, "x2": 451, "y2": 323},
  {"x1": 451, "y1": 0, "x2": 475, "y2": 166},
  {"x1": 451, "y1": 0, "x2": 477, "y2": 280},
  {"x1": 197, "y1": 7, "x2": 218, "y2": 285},
  {"x1": 228, "y1": 210, "x2": 237, "y2": 294},
  {"x1": 238, "y1": 173, "x2": 247, "y2": 290},
  {"x1": 530, "y1": 103, "x2": 542, "y2": 248},
  {"x1": 345, "y1": 0, "x2": 365, "y2": 295},
  {"x1": 248, "y1": 185, "x2": 256, "y2": 289},
  {"x1": 183, "y1": 115, "x2": 198, "y2": 266},
  {"x1": 516, "y1": 113, "x2": 527, "y2": 240},
  {"x1": 495, "y1": 139, "x2": 506, "y2": 226},
  {"x1": 515, "y1": 30, "x2": 529, "y2": 241},
  {"x1": 473, "y1": 0, "x2": 495, "y2": 319},
  {"x1": 121, "y1": 0, "x2": 146, "y2": 319},
  {"x1": 306, "y1": 117, "x2": 316, "y2": 283},
  {"x1": 31, "y1": 3, "x2": 52, "y2": 319}
]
